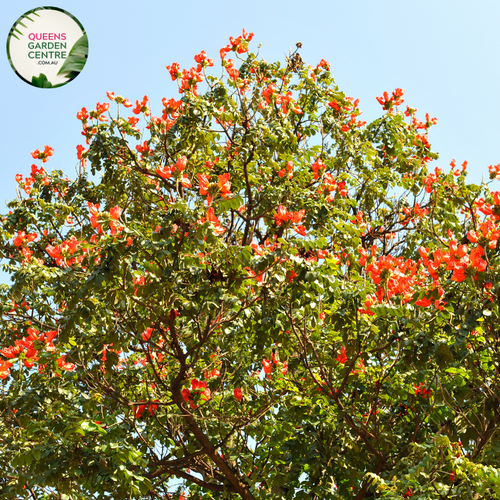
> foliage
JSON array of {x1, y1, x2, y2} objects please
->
[{"x1": 1, "y1": 30, "x2": 500, "y2": 500}]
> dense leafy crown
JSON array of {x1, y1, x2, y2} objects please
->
[{"x1": 1, "y1": 30, "x2": 500, "y2": 500}]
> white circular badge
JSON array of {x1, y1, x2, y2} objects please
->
[{"x1": 6, "y1": 7, "x2": 88, "y2": 88}]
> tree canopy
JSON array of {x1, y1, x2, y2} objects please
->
[{"x1": 1, "y1": 30, "x2": 500, "y2": 500}]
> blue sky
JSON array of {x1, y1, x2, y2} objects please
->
[{"x1": 1, "y1": 0, "x2": 499, "y2": 207}]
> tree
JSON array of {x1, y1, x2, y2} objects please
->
[{"x1": 1, "y1": 30, "x2": 500, "y2": 500}]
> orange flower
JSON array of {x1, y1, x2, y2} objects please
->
[
  {"x1": 31, "y1": 145, "x2": 54, "y2": 163},
  {"x1": 176, "y1": 156, "x2": 188, "y2": 172},
  {"x1": 217, "y1": 173, "x2": 231, "y2": 197},
  {"x1": 250, "y1": 243, "x2": 264, "y2": 256},
  {"x1": 197, "y1": 173, "x2": 210, "y2": 196},
  {"x1": 156, "y1": 166, "x2": 172, "y2": 179},
  {"x1": 180, "y1": 175, "x2": 192, "y2": 188},
  {"x1": 132, "y1": 95, "x2": 149, "y2": 115},
  {"x1": 274, "y1": 206, "x2": 305, "y2": 227},
  {"x1": 1, "y1": 345, "x2": 23, "y2": 359},
  {"x1": 87, "y1": 202, "x2": 100, "y2": 216},
  {"x1": 76, "y1": 107, "x2": 89, "y2": 121},
  {"x1": 205, "y1": 207, "x2": 226, "y2": 235},
  {"x1": 110, "y1": 206, "x2": 122, "y2": 220},
  {"x1": 0, "y1": 360, "x2": 13, "y2": 379}
]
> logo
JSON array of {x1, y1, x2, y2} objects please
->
[{"x1": 6, "y1": 7, "x2": 88, "y2": 88}]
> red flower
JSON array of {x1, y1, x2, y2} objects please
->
[
  {"x1": 336, "y1": 347, "x2": 347, "y2": 364},
  {"x1": 1, "y1": 345, "x2": 23, "y2": 359},
  {"x1": 156, "y1": 165, "x2": 172, "y2": 179},
  {"x1": 148, "y1": 400, "x2": 159, "y2": 414},
  {"x1": 206, "y1": 368, "x2": 220, "y2": 378},
  {"x1": 191, "y1": 378, "x2": 207, "y2": 390},
  {"x1": 274, "y1": 206, "x2": 305, "y2": 227},
  {"x1": 376, "y1": 88, "x2": 404, "y2": 113},
  {"x1": 76, "y1": 107, "x2": 89, "y2": 121},
  {"x1": 166, "y1": 62, "x2": 181, "y2": 80},
  {"x1": 57, "y1": 355, "x2": 76, "y2": 371},
  {"x1": 197, "y1": 173, "x2": 210, "y2": 199},
  {"x1": 317, "y1": 249, "x2": 329, "y2": 259},
  {"x1": 415, "y1": 296, "x2": 433, "y2": 307},
  {"x1": 31, "y1": 145, "x2": 54, "y2": 163},
  {"x1": 413, "y1": 382, "x2": 431, "y2": 398},
  {"x1": 142, "y1": 328, "x2": 152, "y2": 341},
  {"x1": 0, "y1": 360, "x2": 13, "y2": 379},
  {"x1": 234, "y1": 388, "x2": 243, "y2": 402},
  {"x1": 135, "y1": 403, "x2": 147, "y2": 418},
  {"x1": 392, "y1": 87, "x2": 405, "y2": 105},
  {"x1": 45, "y1": 330, "x2": 58, "y2": 343},
  {"x1": 263, "y1": 359, "x2": 272, "y2": 374},
  {"x1": 181, "y1": 388, "x2": 191, "y2": 402},
  {"x1": 311, "y1": 159, "x2": 325, "y2": 179},
  {"x1": 205, "y1": 207, "x2": 226, "y2": 235},
  {"x1": 201, "y1": 388, "x2": 211, "y2": 401},
  {"x1": 133, "y1": 95, "x2": 149, "y2": 115},
  {"x1": 13, "y1": 231, "x2": 26, "y2": 247}
]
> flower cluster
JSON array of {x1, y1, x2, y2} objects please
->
[
  {"x1": 376, "y1": 87, "x2": 405, "y2": 113},
  {"x1": 0, "y1": 328, "x2": 62, "y2": 378},
  {"x1": 31, "y1": 145, "x2": 54, "y2": 163},
  {"x1": 274, "y1": 205, "x2": 306, "y2": 236},
  {"x1": 156, "y1": 156, "x2": 192, "y2": 188},
  {"x1": 181, "y1": 377, "x2": 212, "y2": 409},
  {"x1": 197, "y1": 172, "x2": 232, "y2": 205}
]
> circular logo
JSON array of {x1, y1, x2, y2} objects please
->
[{"x1": 6, "y1": 7, "x2": 88, "y2": 88}]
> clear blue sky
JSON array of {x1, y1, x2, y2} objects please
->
[{"x1": 1, "y1": 0, "x2": 499, "y2": 205}]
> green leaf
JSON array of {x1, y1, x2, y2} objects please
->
[
  {"x1": 80, "y1": 420, "x2": 107, "y2": 435},
  {"x1": 435, "y1": 435, "x2": 450, "y2": 447},
  {"x1": 31, "y1": 73, "x2": 53, "y2": 88},
  {"x1": 217, "y1": 194, "x2": 244, "y2": 212},
  {"x1": 57, "y1": 34, "x2": 88, "y2": 77}
]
